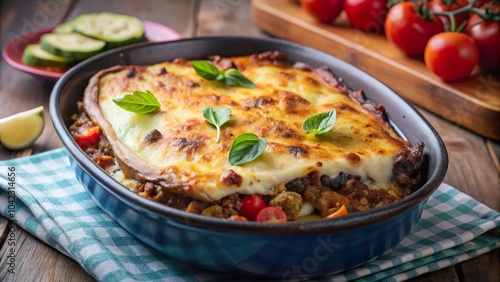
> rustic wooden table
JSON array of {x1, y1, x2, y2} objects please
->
[{"x1": 0, "y1": 0, "x2": 498, "y2": 281}]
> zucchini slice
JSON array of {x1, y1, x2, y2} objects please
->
[
  {"x1": 41, "y1": 33, "x2": 105, "y2": 60},
  {"x1": 22, "y1": 44, "x2": 73, "y2": 69},
  {"x1": 72, "y1": 13, "x2": 145, "y2": 49},
  {"x1": 54, "y1": 21, "x2": 74, "y2": 34}
]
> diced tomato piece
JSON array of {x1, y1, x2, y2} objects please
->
[
  {"x1": 228, "y1": 215, "x2": 248, "y2": 222},
  {"x1": 74, "y1": 126, "x2": 100, "y2": 148},
  {"x1": 256, "y1": 206, "x2": 287, "y2": 223},
  {"x1": 326, "y1": 205, "x2": 348, "y2": 219},
  {"x1": 239, "y1": 195, "x2": 266, "y2": 221}
]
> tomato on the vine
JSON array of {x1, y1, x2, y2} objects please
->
[
  {"x1": 239, "y1": 195, "x2": 266, "y2": 221},
  {"x1": 385, "y1": 2, "x2": 444, "y2": 56},
  {"x1": 344, "y1": 0, "x2": 388, "y2": 33},
  {"x1": 256, "y1": 206, "x2": 288, "y2": 223},
  {"x1": 466, "y1": 10, "x2": 500, "y2": 73},
  {"x1": 424, "y1": 32, "x2": 478, "y2": 81},
  {"x1": 300, "y1": 0, "x2": 344, "y2": 24},
  {"x1": 430, "y1": 0, "x2": 470, "y2": 30}
]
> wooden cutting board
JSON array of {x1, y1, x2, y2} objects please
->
[{"x1": 252, "y1": 0, "x2": 500, "y2": 140}]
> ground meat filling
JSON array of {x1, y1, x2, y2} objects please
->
[
  {"x1": 270, "y1": 191, "x2": 302, "y2": 220},
  {"x1": 69, "y1": 102, "x2": 115, "y2": 169},
  {"x1": 392, "y1": 142, "x2": 425, "y2": 189}
]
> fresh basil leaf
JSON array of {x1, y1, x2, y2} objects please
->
[
  {"x1": 202, "y1": 107, "x2": 231, "y2": 143},
  {"x1": 112, "y1": 90, "x2": 160, "y2": 114},
  {"x1": 223, "y1": 68, "x2": 256, "y2": 88},
  {"x1": 228, "y1": 133, "x2": 267, "y2": 165},
  {"x1": 302, "y1": 109, "x2": 337, "y2": 135},
  {"x1": 191, "y1": 60, "x2": 221, "y2": 81},
  {"x1": 191, "y1": 61, "x2": 256, "y2": 88}
]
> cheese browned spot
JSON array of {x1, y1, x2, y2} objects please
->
[
  {"x1": 83, "y1": 52, "x2": 422, "y2": 203},
  {"x1": 144, "y1": 129, "x2": 162, "y2": 144}
]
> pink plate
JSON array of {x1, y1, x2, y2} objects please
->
[{"x1": 2, "y1": 20, "x2": 182, "y2": 81}]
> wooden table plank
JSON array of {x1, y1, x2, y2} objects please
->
[
  {"x1": 420, "y1": 109, "x2": 500, "y2": 211},
  {"x1": 0, "y1": 229, "x2": 95, "y2": 282},
  {"x1": 1, "y1": 0, "x2": 75, "y2": 49},
  {"x1": 0, "y1": 217, "x2": 9, "y2": 248},
  {"x1": 487, "y1": 140, "x2": 500, "y2": 174},
  {"x1": 411, "y1": 266, "x2": 460, "y2": 282},
  {"x1": 457, "y1": 248, "x2": 500, "y2": 282},
  {"x1": 197, "y1": 0, "x2": 264, "y2": 37}
]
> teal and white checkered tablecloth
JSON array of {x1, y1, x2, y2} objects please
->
[{"x1": 0, "y1": 149, "x2": 499, "y2": 281}]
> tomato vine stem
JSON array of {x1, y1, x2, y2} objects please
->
[{"x1": 430, "y1": 0, "x2": 499, "y2": 32}]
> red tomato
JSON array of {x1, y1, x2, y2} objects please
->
[
  {"x1": 430, "y1": 0, "x2": 470, "y2": 30},
  {"x1": 239, "y1": 195, "x2": 266, "y2": 221},
  {"x1": 256, "y1": 206, "x2": 288, "y2": 223},
  {"x1": 344, "y1": 0, "x2": 388, "y2": 33},
  {"x1": 466, "y1": 11, "x2": 500, "y2": 73},
  {"x1": 424, "y1": 32, "x2": 478, "y2": 81},
  {"x1": 300, "y1": 0, "x2": 344, "y2": 24},
  {"x1": 385, "y1": 2, "x2": 445, "y2": 57},
  {"x1": 74, "y1": 126, "x2": 100, "y2": 148}
]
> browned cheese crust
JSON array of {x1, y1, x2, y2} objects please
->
[{"x1": 75, "y1": 51, "x2": 424, "y2": 219}]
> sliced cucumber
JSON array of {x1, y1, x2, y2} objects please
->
[
  {"x1": 22, "y1": 44, "x2": 73, "y2": 69},
  {"x1": 41, "y1": 32, "x2": 105, "y2": 61},
  {"x1": 72, "y1": 13, "x2": 145, "y2": 49},
  {"x1": 54, "y1": 21, "x2": 74, "y2": 34}
]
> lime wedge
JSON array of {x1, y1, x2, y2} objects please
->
[{"x1": 0, "y1": 106, "x2": 45, "y2": 150}]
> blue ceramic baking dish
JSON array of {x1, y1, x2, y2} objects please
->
[{"x1": 50, "y1": 37, "x2": 448, "y2": 278}]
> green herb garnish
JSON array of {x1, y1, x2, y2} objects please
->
[
  {"x1": 191, "y1": 60, "x2": 221, "y2": 80},
  {"x1": 191, "y1": 61, "x2": 256, "y2": 88},
  {"x1": 202, "y1": 107, "x2": 231, "y2": 143},
  {"x1": 112, "y1": 90, "x2": 160, "y2": 114},
  {"x1": 228, "y1": 133, "x2": 267, "y2": 165},
  {"x1": 220, "y1": 68, "x2": 256, "y2": 88},
  {"x1": 302, "y1": 109, "x2": 337, "y2": 135}
]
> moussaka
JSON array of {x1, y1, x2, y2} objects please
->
[{"x1": 69, "y1": 51, "x2": 424, "y2": 222}]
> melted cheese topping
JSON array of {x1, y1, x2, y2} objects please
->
[{"x1": 96, "y1": 56, "x2": 407, "y2": 201}]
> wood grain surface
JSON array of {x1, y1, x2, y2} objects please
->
[
  {"x1": 0, "y1": 0, "x2": 499, "y2": 281},
  {"x1": 252, "y1": 0, "x2": 500, "y2": 140}
]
